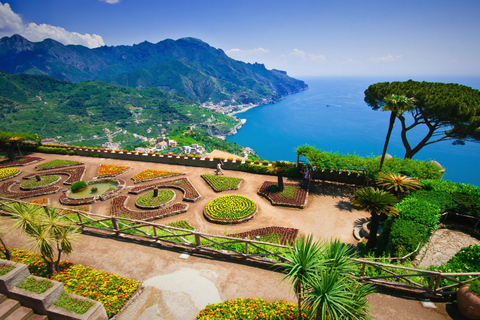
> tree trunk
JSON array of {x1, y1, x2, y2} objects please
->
[
  {"x1": 6, "y1": 146, "x2": 15, "y2": 162},
  {"x1": 55, "y1": 245, "x2": 62, "y2": 273},
  {"x1": 41, "y1": 255, "x2": 55, "y2": 276},
  {"x1": 278, "y1": 173, "x2": 284, "y2": 192},
  {"x1": 296, "y1": 281, "x2": 303, "y2": 320},
  {"x1": 366, "y1": 213, "x2": 379, "y2": 251},
  {"x1": 0, "y1": 238, "x2": 11, "y2": 260},
  {"x1": 379, "y1": 112, "x2": 396, "y2": 171}
]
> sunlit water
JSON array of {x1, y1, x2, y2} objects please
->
[
  {"x1": 227, "y1": 76, "x2": 480, "y2": 186},
  {"x1": 69, "y1": 182, "x2": 117, "y2": 199}
]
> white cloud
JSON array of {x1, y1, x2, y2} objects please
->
[
  {"x1": 24, "y1": 23, "x2": 104, "y2": 48},
  {"x1": 289, "y1": 49, "x2": 326, "y2": 62},
  {"x1": 100, "y1": 0, "x2": 121, "y2": 3},
  {"x1": 226, "y1": 47, "x2": 269, "y2": 56},
  {"x1": 370, "y1": 54, "x2": 403, "y2": 62},
  {"x1": 0, "y1": 2, "x2": 104, "y2": 48},
  {"x1": 0, "y1": 2, "x2": 23, "y2": 35}
]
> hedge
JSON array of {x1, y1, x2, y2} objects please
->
[{"x1": 389, "y1": 220, "x2": 428, "y2": 257}]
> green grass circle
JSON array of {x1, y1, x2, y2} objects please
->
[
  {"x1": 205, "y1": 195, "x2": 256, "y2": 221},
  {"x1": 21, "y1": 175, "x2": 60, "y2": 189},
  {"x1": 136, "y1": 189, "x2": 175, "y2": 208}
]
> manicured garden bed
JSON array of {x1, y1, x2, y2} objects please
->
[
  {"x1": 258, "y1": 181, "x2": 308, "y2": 208},
  {"x1": 23, "y1": 166, "x2": 86, "y2": 185},
  {"x1": 135, "y1": 189, "x2": 176, "y2": 209},
  {"x1": 20, "y1": 174, "x2": 61, "y2": 190},
  {"x1": 0, "y1": 248, "x2": 139, "y2": 319},
  {"x1": 0, "y1": 168, "x2": 21, "y2": 181},
  {"x1": 97, "y1": 164, "x2": 131, "y2": 177},
  {"x1": 129, "y1": 177, "x2": 201, "y2": 202},
  {"x1": 196, "y1": 298, "x2": 305, "y2": 320},
  {"x1": 36, "y1": 159, "x2": 83, "y2": 170},
  {"x1": 228, "y1": 226, "x2": 299, "y2": 246},
  {"x1": 0, "y1": 156, "x2": 44, "y2": 168},
  {"x1": 131, "y1": 169, "x2": 184, "y2": 183},
  {"x1": 111, "y1": 195, "x2": 189, "y2": 221},
  {"x1": 204, "y1": 195, "x2": 257, "y2": 224},
  {"x1": 201, "y1": 174, "x2": 243, "y2": 192},
  {"x1": 0, "y1": 180, "x2": 61, "y2": 199}
]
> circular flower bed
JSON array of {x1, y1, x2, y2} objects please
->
[
  {"x1": 20, "y1": 175, "x2": 61, "y2": 190},
  {"x1": 135, "y1": 189, "x2": 176, "y2": 209},
  {"x1": 0, "y1": 168, "x2": 21, "y2": 181},
  {"x1": 204, "y1": 195, "x2": 257, "y2": 224}
]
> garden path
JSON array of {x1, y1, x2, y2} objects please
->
[{"x1": 415, "y1": 228, "x2": 480, "y2": 268}]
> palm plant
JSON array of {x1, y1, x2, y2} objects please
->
[
  {"x1": 376, "y1": 172, "x2": 421, "y2": 198},
  {"x1": 303, "y1": 269, "x2": 374, "y2": 320},
  {"x1": 267, "y1": 161, "x2": 295, "y2": 192},
  {"x1": 276, "y1": 235, "x2": 323, "y2": 320},
  {"x1": 378, "y1": 94, "x2": 416, "y2": 171},
  {"x1": 3, "y1": 202, "x2": 79, "y2": 275},
  {"x1": 351, "y1": 187, "x2": 399, "y2": 251}
]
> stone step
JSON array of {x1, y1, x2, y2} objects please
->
[
  {"x1": 4, "y1": 306, "x2": 32, "y2": 320},
  {"x1": 26, "y1": 315, "x2": 48, "y2": 320},
  {"x1": 0, "y1": 294, "x2": 7, "y2": 304},
  {"x1": 0, "y1": 299, "x2": 20, "y2": 320}
]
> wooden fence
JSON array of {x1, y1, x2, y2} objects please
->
[{"x1": 1, "y1": 197, "x2": 479, "y2": 297}]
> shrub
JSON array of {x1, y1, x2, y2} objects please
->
[
  {"x1": 395, "y1": 197, "x2": 441, "y2": 235},
  {"x1": 389, "y1": 219, "x2": 428, "y2": 257},
  {"x1": 430, "y1": 245, "x2": 480, "y2": 287},
  {"x1": 37, "y1": 146, "x2": 68, "y2": 155},
  {"x1": 237, "y1": 163, "x2": 300, "y2": 178},
  {"x1": 71, "y1": 181, "x2": 87, "y2": 192},
  {"x1": 67, "y1": 150, "x2": 75, "y2": 155},
  {"x1": 470, "y1": 279, "x2": 480, "y2": 295}
]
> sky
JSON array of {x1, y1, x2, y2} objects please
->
[{"x1": 1, "y1": 0, "x2": 480, "y2": 78}]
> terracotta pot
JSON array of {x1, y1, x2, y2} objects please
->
[{"x1": 457, "y1": 285, "x2": 480, "y2": 320}]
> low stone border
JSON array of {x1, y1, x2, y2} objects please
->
[
  {"x1": 134, "y1": 190, "x2": 176, "y2": 209},
  {"x1": 0, "y1": 169, "x2": 21, "y2": 182},
  {"x1": 257, "y1": 181, "x2": 308, "y2": 209},
  {"x1": 20, "y1": 175, "x2": 62, "y2": 190}
]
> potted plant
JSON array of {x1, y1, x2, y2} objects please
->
[
  {"x1": 254, "y1": 160, "x2": 261, "y2": 165},
  {"x1": 457, "y1": 280, "x2": 480, "y2": 320},
  {"x1": 262, "y1": 160, "x2": 269, "y2": 166},
  {"x1": 245, "y1": 159, "x2": 252, "y2": 164},
  {"x1": 188, "y1": 154, "x2": 194, "y2": 159},
  {"x1": 123, "y1": 150, "x2": 129, "y2": 154},
  {"x1": 195, "y1": 154, "x2": 201, "y2": 159},
  {"x1": 204, "y1": 157, "x2": 211, "y2": 161},
  {"x1": 235, "y1": 158, "x2": 243, "y2": 163}
]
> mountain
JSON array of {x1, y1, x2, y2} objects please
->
[
  {"x1": 0, "y1": 71, "x2": 242, "y2": 148},
  {"x1": 0, "y1": 35, "x2": 308, "y2": 103}
]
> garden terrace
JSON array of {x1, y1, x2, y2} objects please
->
[
  {"x1": 201, "y1": 174, "x2": 243, "y2": 192},
  {"x1": 0, "y1": 167, "x2": 21, "y2": 181},
  {"x1": 129, "y1": 177, "x2": 201, "y2": 202},
  {"x1": 0, "y1": 180, "x2": 60, "y2": 199},
  {"x1": 258, "y1": 181, "x2": 308, "y2": 208},
  {"x1": 0, "y1": 156, "x2": 44, "y2": 168},
  {"x1": 111, "y1": 195, "x2": 189, "y2": 221},
  {"x1": 35, "y1": 159, "x2": 83, "y2": 170},
  {"x1": 228, "y1": 226, "x2": 299, "y2": 246},
  {"x1": 23, "y1": 166, "x2": 86, "y2": 185},
  {"x1": 131, "y1": 169, "x2": 185, "y2": 184}
]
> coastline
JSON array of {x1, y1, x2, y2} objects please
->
[{"x1": 228, "y1": 104, "x2": 260, "y2": 116}]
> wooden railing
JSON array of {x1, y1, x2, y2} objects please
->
[{"x1": 2, "y1": 196, "x2": 479, "y2": 296}]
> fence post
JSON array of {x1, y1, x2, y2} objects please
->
[
  {"x1": 245, "y1": 241, "x2": 248, "y2": 255},
  {"x1": 77, "y1": 212, "x2": 84, "y2": 227},
  {"x1": 111, "y1": 217, "x2": 120, "y2": 235},
  {"x1": 434, "y1": 274, "x2": 442, "y2": 294},
  {"x1": 360, "y1": 263, "x2": 366, "y2": 276},
  {"x1": 428, "y1": 275, "x2": 436, "y2": 290},
  {"x1": 195, "y1": 233, "x2": 201, "y2": 248}
]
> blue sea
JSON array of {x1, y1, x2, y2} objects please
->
[{"x1": 226, "y1": 76, "x2": 480, "y2": 186}]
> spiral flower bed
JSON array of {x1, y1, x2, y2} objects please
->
[
  {"x1": 111, "y1": 195, "x2": 189, "y2": 221},
  {"x1": 0, "y1": 180, "x2": 60, "y2": 199},
  {"x1": 135, "y1": 189, "x2": 176, "y2": 209},
  {"x1": 129, "y1": 177, "x2": 201, "y2": 202},
  {"x1": 204, "y1": 195, "x2": 257, "y2": 224},
  {"x1": 0, "y1": 168, "x2": 21, "y2": 181},
  {"x1": 23, "y1": 166, "x2": 86, "y2": 185},
  {"x1": 20, "y1": 175, "x2": 61, "y2": 190}
]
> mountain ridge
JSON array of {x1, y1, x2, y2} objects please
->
[{"x1": 0, "y1": 35, "x2": 307, "y2": 104}]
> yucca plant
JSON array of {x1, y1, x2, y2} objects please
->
[{"x1": 376, "y1": 172, "x2": 421, "y2": 198}]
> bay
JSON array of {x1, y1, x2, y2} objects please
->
[{"x1": 226, "y1": 76, "x2": 480, "y2": 186}]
